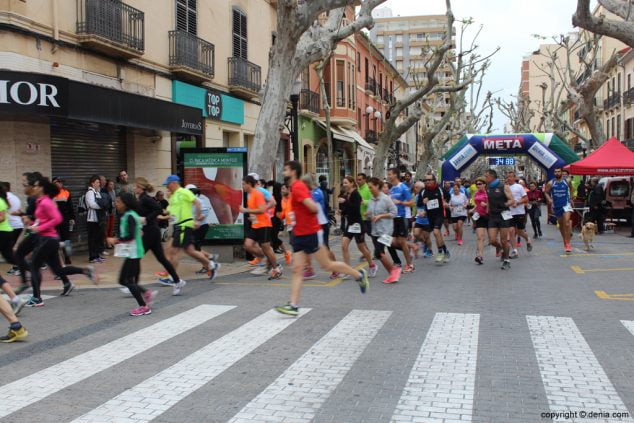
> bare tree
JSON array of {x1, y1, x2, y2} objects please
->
[
  {"x1": 573, "y1": 0, "x2": 634, "y2": 48},
  {"x1": 249, "y1": 0, "x2": 387, "y2": 180},
  {"x1": 497, "y1": 94, "x2": 533, "y2": 133}
]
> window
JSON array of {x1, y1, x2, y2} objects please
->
[
  {"x1": 618, "y1": 73, "x2": 622, "y2": 94},
  {"x1": 347, "y1": 62, "x2": 353, "y2": 109},
  {"x1": 417, "y1": 33, "x2": 424, "y2": 39},
  {"x1": 377, "y1": 35, "x2": 384, "y2": 44},
  {"x1": 232, "y1": 8, "x2": 247, "y2": 59},
  {"x1": 396, "y1": 34, "x2": 403, "y2": 43},
  {"x1": 629, "y1": 74, "x2": 632, "y2": 90},
  {"x1": 609, "y1": 180, "x2": 630, "y2": 197},
  {"x1": 324, "y1": 62, "x2": 331, "y2": 105},
  {"x1": 302, "y1": 68, "x2": 309, "y2": 91},
  {"x1": 606, "y1": 119, "x2": 610, "y2": 137},
  {"x1": 365, "y1": 57, "x2": 369, "y2": 82},
  {"x1": 611, "y1": 117, "x2": 615, "y2": 137},
  {"x1": 617, "y1": 114, "x2": 621, "y2": 139},
  {"x1": 176, "y1": 0, "x2": 197, "y2": 35},
  {"x1": 356, "y1": 52, "x2": 361, "y2": 71},
  {"x1": 336, "y1": 60, "x2": 345, "y2": 107},
  {"x1": 396, "y1": 47, "x2": 403, "y2": 57}
]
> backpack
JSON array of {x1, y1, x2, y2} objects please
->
[{"x1": 77, "y1": 193, "x2": 88, "y2": 215}]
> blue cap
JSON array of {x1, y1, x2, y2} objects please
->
[{"x1": 162, "y1": 175, "x2": 181, "y2": 185}]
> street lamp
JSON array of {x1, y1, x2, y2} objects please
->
[{"x1": 289, "y1": 79, "x2": 302, "y2": 160}]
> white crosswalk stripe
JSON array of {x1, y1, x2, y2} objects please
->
[
  {"x1": 229, "y1": 309, "x2": 391, "y2": 423},
  {"x1": 72, "y1": 309, "x2": 311, "y2": 423},
  {"x1": 390, "y1": 312, "x2": 479, "y2": 423},
  {"x1": 0, "y1": 304, "x2": 234, "y2": 418},
  {"x1": 527, "y1": 316, "x2": 634, "y2": 422}
]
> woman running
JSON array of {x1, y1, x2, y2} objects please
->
[
  {"x1": 0, "y1": 185, "x2": 27, "y2": 314},
  {"x1": 413, "y1": 181, "x2": 433, "y2": 257},
  {"x1": 449, "y1": 183, "x2": 468, "y2": 246},
  {"x1": 134, "y1": 178, "x2": 183, "y2": 295},
  {"x1": 338, "y1": 176, "x2": 377, "y2": 277},
  {"x1": 107, "y1": 192, "x2": 153, "y2": 316},
  {"x1": 275, "y1": 182, "x2": 292, "y2": 265},
  {"x1": 26, "y1": 177, "x2": 96, "y2": 307},
  {"x1": 366, "y1": 177, "x2": 400, "y2": 284},
  {"x1": 472, "y1": 177, "x2": 489, "y2": 264},
  {"x1": 527, "y1": 182, "x2": 544, "y2": 238}
]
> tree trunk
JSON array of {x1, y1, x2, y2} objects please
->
[
  {"x1": 371, "y1": 124, "x2": 396, "y2": 176},
  {"x1": 583, "y1": 108, "x2": 605, "y2": 148},
  {"x1": 415, "y1": 138, "x2": 435, "y2": 177}
]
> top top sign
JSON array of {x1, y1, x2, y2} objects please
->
[{"x1": 206, "y1": 89, "x2": 223, "y2": 120}]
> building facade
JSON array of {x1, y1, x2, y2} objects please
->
[{"x1": 0, "y1": 0, "x2": 277, "y2": 196}]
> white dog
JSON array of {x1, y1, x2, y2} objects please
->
[{"x1": 579, "y1": 222, "x2": 597, "y2": 251}]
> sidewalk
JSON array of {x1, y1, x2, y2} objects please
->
[{"x1": 1, "y1": 247, "x2": 254, "y2": 291}]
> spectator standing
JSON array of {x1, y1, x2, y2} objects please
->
[
  {"x1": 116, "y1": 169, "x2": 131, "y2": 195},
  {"x1": 586, "y1": 177, "x2": 605, "y2": 233},
  {"x1": 85, "y1": 175, "x2": 105, "y2": 263}
]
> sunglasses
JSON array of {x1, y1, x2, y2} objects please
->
[{"x1": 476, "y1": 182, "x2": 484, "y2": 185}]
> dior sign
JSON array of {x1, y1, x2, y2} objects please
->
[{"x1": 0, "y1": 71, "x2": 68, "y2": 116}]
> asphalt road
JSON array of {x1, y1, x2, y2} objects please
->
[{"x1": 1, "y1": 221, "x2": 634, "y2": 423}]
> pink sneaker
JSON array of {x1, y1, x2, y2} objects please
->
[
  {"x1": 329, "y1": 272, "x2": 341, "y2": 280},
  {"x1": 383, "y1": 267, "x2": 402, "y2": 284},
  {"x1": 129, "y1": 305, "x2": 151, "y2": 316},
  {"x1": 143, "y1": 290, "x2": 158, "y2": 307},
  {"x1": 457, "y1": 240, "x2": 464, "y2": 246},
  {"x1": 303, "y1": 269, "x2": 316, "y2": 279},
  {"x1": 368, "y1": 264, "x2": 378, "y2": 278}
]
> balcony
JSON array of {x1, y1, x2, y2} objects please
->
[
  {"x1": 603, "y1": 92, "x2": 620, "y2": 110},
  {"x1": 228, "y1": 57, "x2": 262, "y2": 99},
  {"x1": 169, "y1": 30, "x2": 215, "y2": 81},
  {"x1": 623, "y1": 88, "x2": 634, "y2": 106},
  {"x1": 76, "y1": 0, "x2": 144, "y2": 58},
  {"x1": 299, "y1": 89, "x2": 320, "y2": 115},
  {"x1": 365, "y1": 78, "x2": 377, "y2": 96},
  {"x1": 365, "y1": 130, "x2": 378, "y2": 144}
]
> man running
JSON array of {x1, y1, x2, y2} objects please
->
[
  {"x1": 0, "y1": 296, "x2": 28, "y2": 342},
  {"x1": 357, "y1": 173, "x2": 373, "y2": 237},
  {"x1": 275, "y1": 161, "x2": 369, "y2": 316},
  {"x1": 161, "y1": 175, "x2": 219, "y2": 295},
  {"x1": 387, "y1": 168, "x2": 414, "y2": 272},
  {"x1": 506, "y1": 171, "x2": 532, "y2": 257},
  {"x1": 240, "y1": 175, "x2": 282, "y2": 279},
  {"x1": 52, "y1": 177, "x2": 75, "y2": 265},
  {"x1": 413, "y1": 181, "x2": 433, "y2": 258},
  {"x1": 544, "y1": 167, "x2": 573, "y2": 253},
  {"x1": 420, "y1": 174, "x2": 450, "y2": 264},
  {"x1": 485, "y1": 169, "x2": 516, "y2": 269}
]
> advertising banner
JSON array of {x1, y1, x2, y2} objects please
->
[{"x1": 182, "y1": 148, "x2": 247, "y2": 244}]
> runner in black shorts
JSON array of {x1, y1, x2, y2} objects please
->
[
  {"x1": 485, "y1": 169, "x2": 515, "y2": 270},
  {"x1": 420, "y1": 174, "x2": 450, "y2": 264}
]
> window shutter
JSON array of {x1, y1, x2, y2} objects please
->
[
  {"x1": 176, "y1": 1, "x2": 187, "y2": 32},
  {"x1": 176, "y1": 0, "x2": 196, "y2": 35},
  {"x1": 232, "y1": 8, "x2": 247, "y2": 59}
]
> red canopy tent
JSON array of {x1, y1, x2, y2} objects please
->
[{"x1": 565, "y1": 137, "x2": 634, "y2": 175}]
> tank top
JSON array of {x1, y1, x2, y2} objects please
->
[
  {"x1": 119, "y1": 210, "x2": 145, "y2": 259},
  {"x1": 551, "y1": 179, "x2": 570, "y2": 208},
  {"x1": 487, "y1": 185, "x2": 509, "y2": 215}
]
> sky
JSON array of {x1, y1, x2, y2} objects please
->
[{"x1": 381, "y1": 0, "x2": 583, "y2": 132}]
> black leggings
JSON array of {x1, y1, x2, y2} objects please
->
[
  {"x1": 143, "y1": 225, "x2": 180, "y2": 282},
  {"x1": 87, "y1": 221, "x2": 103, "y2": 261},
  {"x1": 193, "y1": 224, "x2": 209, "y2": 252},
  {"x1": 15, "y1": 234, "x2": 37, "y2": 286},
  {"x1": 0, "y1": 231, "x2": 16, "y2": 284},
  {"x1": 528, "y1": 207, "x2": 542, "y2": 236},
  {"x1": 119, "y1": 258, "x2": 145, "y2": 307},
  {"x1": 30, "y1": 236, "x2": 85, "y2": 300},
  {"x1": 388, "y1": 245, "x2": 403, "y2": 266}
]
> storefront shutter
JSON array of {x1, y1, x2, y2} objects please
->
[{"x1": 50, "y1": 118, "x2": 127, "y2": 251}]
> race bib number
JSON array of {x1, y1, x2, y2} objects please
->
[
  {"x1": 454, "y1": 206, "x2": 465, "y2": 215},
  {"x1": 378, "y1": 234, "x2": 393, "y2": 246},
  {"x1": 348, "y1": 223, "x2": 362, "y2": 234},
  {"x1": 472, "y1": 212, "x2": 480, "y2": 221},
  {"x1": 563, "y1": 204, "x2": 573, "y2": 213},
  {"x1": 289, "y1": 211, "x2": 296, "y2": 229},
  {"x1": 114, "y1": 242, "x2": 134, "y2": 258},
  {"x1": 501, "y1": 210, "x2": 513, "y2": 221},
  {"x1": 427, "y1": 199, "x2": 439, "y2": 210},
  {"x1": 526, "y1": 203, "x2": 532, "y2": 210}
]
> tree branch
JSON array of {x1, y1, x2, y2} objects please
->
[{"x1": 573, "y1": 0, "x2": 634, "y2": 47}]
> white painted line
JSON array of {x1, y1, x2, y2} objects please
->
[
  {"x1": 622, "y1": 320, "x2": 634, "y2": 338},
  {"x1": 73, "y1": 309, "x2": 311, "y2": 423},
  {"x1": 2, "y1": 294, "x2": 56, "y2": 301},
  {"x1": 0, "y1": 304, "x2": 234, "y2": 418},
  {"x1": 528, "y1": 316, "x2": 633, "y2": 420},
  {"x1": 390, "y1": 312, "x2": 480, "y2": 423},
  {"x1": 229, "y1": 309, "x2": 391, "y2": 423}
]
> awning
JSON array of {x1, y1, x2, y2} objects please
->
[
  {"x1": 314, "y1": 119, "x2": 354, "y2": 143},
  {"x1": 338, "y1": 127, "x2": 376, "y2": 152},
  {"x1": 565, "y1": 137, "x2": 634, "y2": 175}
]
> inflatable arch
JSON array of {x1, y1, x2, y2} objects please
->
[{"x1": 440, "y1": 133, "x2": 580, "y2": 182}]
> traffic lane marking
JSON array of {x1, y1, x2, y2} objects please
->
[
  {"x1": 595, "y1": 290, "x2": 634, "y2": 301},
  {"x1": 216, "y1": 263, "x2": 369, "y2": 287},
  {"x1": 571, "y1": 266, "x2": 634, "y2": 274},
  {"x1": 561, "y1": 252, "x2": 634, "y2": 258}
]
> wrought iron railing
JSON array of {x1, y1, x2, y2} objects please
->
[
  {"x1": 76, "y1": 0, "x2": 144, "y2": 52},
  {"x1": 169, "y1": 30, "x2": 214, "y2": 77},
  {"x1": 365, "y1": 78, "x2": 376, "y2": 95},
  {"x1": 623, "y1": 88, "x2": 634, "y2": 105},
  {"x1": 300, "y1": 89, "x2": 320, "y2": 114},
  {"x1": 603, "y1": 92, "x2": 621, "y2": 109},
  {"x1": 366, "y1": 129, "x2": 378, "y2": 144},
  {"x1": 228, "y1": 57, "x2": 262, "y2": 93}
]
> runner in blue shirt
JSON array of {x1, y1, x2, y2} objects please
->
[
  {"x1": 387, "y1": 168, "x2": 415, "y2": 273},
  {"x1": 413, "y1": 181, "x2": 433, "y2": 257},
  {"x1": 544, "y1": 168, "x2": 573, "y2": 253}
]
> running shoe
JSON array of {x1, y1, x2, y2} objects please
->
[
  {"x1": 0, "y1": 326, "x2": 28, "y2": 343},
  {"x1": 195, "y1": 267, "x2": 209, "y2": 274},
  {"x1": 158, "y1": 277, "x2": 175, "y2": 286},
  {"x1": 15, "y1": 284, "x2": 30, "y2": 295},
  {"x1": 284, "y1": 251, "x2": 292, "y2": 265},
  {"x1": 129, "y1": 306, "x2": 151, "y2": 316},
  {"x1": 248, "y1": 257, "x2": 261, "y2": 266},
  {"x1": 510, "y1": 249, "x2": 519, "y2": 259},
  {"x1": 565, "y1": 242, "x2": 572, "y2": 253},
  {"x1": 7, "y1": 268, "x2": 16, "y2": 276},
  {"x1": 268, "y1": 265, "x2": 283, "y2": 280},
  {"x1": 251, "y1": 266, "x2": 269, "y2": 276},
  {"x1": 501, "y1": 259, "x2": 511, "y2": 270},
  {"x1": 403, "y1": 264, "x2": 415, "y2": 273},
  {"x1": 85, "y1": 266, "x2": 98, "y2": 284},
  {"x1": 475, "y1": 256, "x2": 483, "y2": 265},
  {"x1": 444, "y1": 231, "x2": 450, "y2": 237},
  {"x1": 457, "y1": 240, "x2": 464, "y2": 246},
  {"x1": 25, "y1": 296, "x2": 44, "y2": 307},
  {"x1": 208, "y1": 260, "x2": 221, "y2": 281},
  {"x1": 357, "y1": 269, "x2": 369, "y2": 294},
  {"x1": 40, "y1": 264, "x2": 48, "y2": 270},
  {"x1": 54, "y1": 275, "x2": 61, "y2": 280},
  {"x1": 101, "y1": 250, "x2": 111, "y2": 256},
  {"x1": 383, "y1": 266, "x2": 401, "y2": 284},
  {"x1": 443, "y1": 250, "x2": 451, "y2": 262},
  {"x1": 155, "y1": 271, "x2": 169, "y2": 278},
  {"x1": 274, "y1": 303, "x2": 299, "y2": 316},
  {"x1": 368, "y1": 264, "x2": 378, "y2": 278},
  {"x1": 9, "y1": 268, "x2": 21, "y2": 277},
  {"x1": 412, "y1": 244, "x2": 420, "y2": 259},
  {"x1": 11, "y1": 297, "x2": 27, "y2": 316},
  {"x1": 61, "y1": 283, "x2": 75, "y2": 297},
  {"x1": 273, "y1": 247, "x2": 284, "y2": 254},
  {"x1": 120, "y1": 287, "x2": 131, "y2": 296},
  {"x1": 144, "y1": 290, "x2": 158, "y2": 307},
  {"x1": 527, "y1": 242, "x2": 533, "y2": 252},
  {"x1": 424, "y1": 250, "x2": 433, "y2": 258},
  {"x1": 329, "y1": 272, "x2": 341, "y2": 280},
  {"x1": 172, "y1": 279, "x2": 187, "y2": 296},
  {"x1": 495, "y1": 250, "x2": 501, "y2": 258},
  {"x1": 304, "y1": 268, "x2": 316, "y2": 279},
  {"x1": 517, "y1": 241, "x2": 522, "y2": 247},
  {"x1": 435, "y1": 253, "x2": 445, "y2": 264}
]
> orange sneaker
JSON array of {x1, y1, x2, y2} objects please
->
[
  {"x1": 248, "y1": 257, "x2": 261, "y2": 266},
  {"x1": 284, "y1": 251, "x2": 292, "y2": 265}
]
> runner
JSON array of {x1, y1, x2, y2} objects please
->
[
  {"x1": 544, "y1": 167, "x2": 574, "y2": 253},
  {"x1": 356, "y1": 173, "x2": 373, "y2": 242},
  {"x1": 472, "y1": 177, "x2": 489, "y2": 265},
  {"x1": 52, "y1": 177, "x2": 75, "y2": 265},
  {"x1": 420, "y1": 174, "x2": 450, "y2": 264},
  {"x1": 106, "y1": 192, "x2": 154, "y2": 316},
  {"x1": 449, "y1": 183, "x2": 468, "y2": 246},
  {"x1": 442, "y1": 180, "x2": 453, "y2": 237},
  {"x1": 1, "y1": 182, "x2": 24, "y2": 276},
  {"x1": 413, "y1": 181, "x2": 433, "y2": 258},
  {"x1": 134, "y1": 178, "x2": 185, "y2": 292},
  {"x1": 25, "y1": 177, "x2": 96, "y2": 307},
  {"x1": 338, "y1": 176, "x2": 377, "y2": 277},
  {"x1": 160, "y1": 175, "x2": 219, "y2": 295},
  {"x1": 304, "y1": 174, "x2": 337, "y2": 280},
  {"x1": 0, "y1": 184, "x2": 27, "y2": 314},
  {"x1": 484, "y1": 169, "x2": 515, "y2": 270},
  {"x1": 274, "y1": 161, "x2": 369, "y2": 316},
  {"x1": 506, "y1": 171, "x2": 533, "y2": 257},
  {"x1": 387, "y1": 168, "x2": 414, "y2": 273},
  {"x1": 13, "y1": 172, "x2": 42, "y2": 294},
  {"x1": 240, "y1": 175, "x2": 282, "y2": 280},
  {"x1": 0, "y1": 296, "x2": 28, "y2": 342},
  {"x1": 243, "y1": 174, "x2": 276, "y2": 268},
  {"x1": 275, "y1": 181, "x2": 292, "y2": 265},
  {"x1": 527, "y1": 181, "x2": 544, "y2": 238}
]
